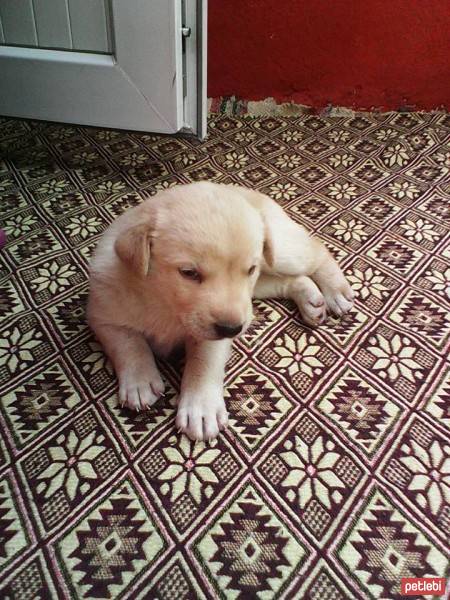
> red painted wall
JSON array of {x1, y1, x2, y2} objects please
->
[{"x1": 208, "y1": 0, "x2": 450, "y2": 110}]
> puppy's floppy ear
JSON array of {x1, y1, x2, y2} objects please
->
[
  {"x1": 262, "y1": 218, "x2": 274, "y2": 268},
  {"x1": 236, "y1": 185, "x2": 275, "y2": 268},
  {"x1": 114, "y1": 223, "x2": 153, "y2": 276}
]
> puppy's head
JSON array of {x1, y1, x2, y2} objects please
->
[{"x1": 114, "y1": 184, "x2": 273, "y2": 340}]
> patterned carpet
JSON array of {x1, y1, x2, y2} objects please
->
[{"x1": 0, "y1": 110, "x2": 449, "y2": 599}]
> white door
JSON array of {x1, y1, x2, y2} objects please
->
[{"x1": 0, "y1": 0, "x2": 207, "y2": 138}]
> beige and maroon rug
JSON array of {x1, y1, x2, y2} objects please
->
[{"x1": 0, "y1": 109, "x2": 449, "y2": 599}]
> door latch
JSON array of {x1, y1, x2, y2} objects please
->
[{"x1": 181, "y1": 26, "x2": 191, "y2": 38}]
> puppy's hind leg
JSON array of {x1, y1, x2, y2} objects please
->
[
  {"x1": 260, "y1": 209, "x2": 354, "y2": 318},
  {"x1": 90, "y1": 322, "x2": 165, "y2": 411},
  {"x1": 254, "y1": 274, "x2": 326, "y2": 327},
  {"x1": 310, "y1": 253, "x2": 354, "y2": 317}
]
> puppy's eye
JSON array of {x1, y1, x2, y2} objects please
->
[
  {"x1": 179, "y1": 267, "x2": 202, "y2": 282},
  {"x1": 248, "y1": 265, "x2": 257, "y2": 276}
]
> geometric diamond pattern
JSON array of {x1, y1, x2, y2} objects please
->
[
  {"x1": 1, "y1": 360, "x2": 83, "y2": 447},
  {"x1": 0, "y1": 108, "x2": 448, "y2": 597},
  {"x1": 337, "y1": 489, "x2": 448, "y2": 600},
  {"x1": 195, "y1": 485, "x2": 309, "y2": 598},
  {"x1": 57, "y1": 479, "x2": 167, "y2": 598},
  {"x1": 317, "y1": 368, "x2": 402, "y2": 457},
  {"x1": 387, "y1": 289, "x2": 450, "y2": 349},
  {"x1": 320, "y1": 309, "x2": 369, "y2": 347},
  {"x1": 46, "y1": 287, "x2": 90, "y2": 341},
  {"x1": 225, "y1": 367, "x2": 294, "y2": 452},
  {"x1": 368, "y1": 237, "x2": 424, "y2": 276}
]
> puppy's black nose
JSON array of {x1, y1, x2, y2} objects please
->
[{"x1": 214, "y1": 322, "x2": 243, "y2": 338}]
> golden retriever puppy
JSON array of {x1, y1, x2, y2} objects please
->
[{"x1": 88, "y1": 182, "x2": 353, "y2": 440}]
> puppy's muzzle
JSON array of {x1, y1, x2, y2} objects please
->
[{"x1": 214, "y1": 321, "x2": 243, "y2": 338}]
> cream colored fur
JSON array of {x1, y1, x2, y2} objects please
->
[{"x1": 88, "y1": 182, "x2": 353, "y2": 440}]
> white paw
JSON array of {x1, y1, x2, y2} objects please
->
[
  {"x1": 323, "y1": 282, "x2": 354, "y2": 317},
  {"x1": 291, "y1": 277, "x2": 326, "y2": 327},
  {"x1": 298, "y1": 290, "x2": 327, "y2": 327},
  {"x1": 118, "y1": 366, "x2": 165, "y2": 411},
  {"x1": 176, "y1": 387, "x2": 228, "y2": 441}
]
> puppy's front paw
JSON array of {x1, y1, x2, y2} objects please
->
[
  {"x1": 118, "y1": 366, "x2": 165, "y2": 411},
  {"x1": 176, "y1": 388, "x2": 228, "y2": 441}
]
